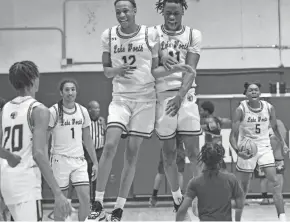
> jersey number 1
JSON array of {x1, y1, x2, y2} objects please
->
[
  {"x1": 169, "y1": 51, "x2": 180, "y2": 62},
  {"x1": 71, "y1": 128, "x2": 75, "y2": 139},
  {"x1": 3, "y1": 125, "x2": 23, "y2": 152}
]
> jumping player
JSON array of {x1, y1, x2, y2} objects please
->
[
  {"x1": 154, "y1": 0, "x2": 202, "y2": 215},
  {"x1": 229, "y1": 82, "x2": 289, "y2": 221},
  {"x1": 149, "y1": 135, "x2": 186, "y2": 207},
  {"x1": 86, "y1": 0, "x2": 193, "y2": 221},
  {"x1": 0, "y1": 61, "x2": 71, "y2": 221},
  {"x1": 49, "y1": 79, "x2": 98, "y2": 221},
  {"x1": 255, "y1": 118, "x2": 287, "y2": 205},
  {"x1": 176, "y1": 143, "x2": 244, "y2": 221}
]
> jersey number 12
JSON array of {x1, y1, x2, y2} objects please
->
[{"x1": 3, "y1": 124, "x2": 23, "y2": 152}]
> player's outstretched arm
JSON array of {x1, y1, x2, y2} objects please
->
[{"x1": 229, "y1": 108, "x2": 243, "y2": 152}]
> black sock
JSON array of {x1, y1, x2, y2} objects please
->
[
  {"x1": 262, "y1": 192, "x2": 268, "y2": 198},
  {"x1": 153, "y1": 189, "x2": 158, "y2": 197}
]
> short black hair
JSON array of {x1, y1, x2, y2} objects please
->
[
  {"x1": 114, "y1": 0, "x2": 137, "y2": 8},
  {"x1": 9, "y1": 61, "x2": 39, "y2": 90},
  {"x1": 243, "y1": 81, "x2": 261, "y2": 95},
  {"x1": 201, "y1": 101, "x2": 215, "y2": 114},
  {"x1": 155, "y1": 0, "x2": 188, "y2": 14}
]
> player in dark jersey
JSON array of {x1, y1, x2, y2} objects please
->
[
  {"x1": 176, "y1": 143, "x2": 244, "y2": 221},
  {"x1": 200, "y1": 101, "x2": 232, "y2": 170}
]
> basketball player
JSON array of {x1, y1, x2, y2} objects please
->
[
  {"x1": 0, "y1": 61, "x2": 71, "y2": 221},
  {"x1": 176, "y1": 143, "x2": 244, "y2": 221},
  {"x1": 255, "y1": 118, "x2": 287, "y2": 205},
  {"x1": 153, "y1": 0, "x2": 202, "y2": 215},
  {"x1": 49, "y1": 79, "x2": 98, "y2": 221},
  {"x1": 149, "y1": 135, "x2": 185, "y2": 207},
  {"x1": 229, "y1": 82, "x2": 289, "y2": 221},
  {"x1": 86, "y1": 0, "x2": 193, "y2": 221}
]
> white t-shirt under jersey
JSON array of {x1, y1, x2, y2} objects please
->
[
  {"x1": 1, "y1": 96, "x2": 42, "y2": 205},
  {"x1": 49, "y1": 103, "x2": 91, "y2": 157},
  {"x1": 101, "y1": 25, "x2": 159, "y2": 101},
  {"x1": 155, "y1": 25, "x2": 202, "y2": 93}
]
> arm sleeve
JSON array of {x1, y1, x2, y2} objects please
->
[
  {"x1": 101, "y1": 28, "x2": 110, "y2": 53},
  {"x1": 188, "y1": 29, "x2": 202, "y2": 55},
  {"x1": 81, "y1": 107, "x2": 92, "y2": 129}
]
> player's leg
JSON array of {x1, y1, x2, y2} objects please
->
[
  {"x1": 177, "y1": 89, "x2": 203, "y2": 177},
  {"x1": 149, "y1": 149, "x2": 166, "y2": 207},
  {"x1": 91, "y1": 148, "x2": 103, "y2": 203},
  {"x1": 176, "y1": 150, "x2": 185, "y2": 192},
  {"x1": 275, "y1": 160, "x2": 285, "y2": 199},
  {"x1": 260, "y1": 151, "x2": 286, "y2": 221},
  {"x1": 87, "y1": 101, "x2": 130, "y2": 220},
  {"x1": 235, "y1": 155, "x2": 258, "y2": 215},
  {"x1": 7, "y1": 200, "x2": 42, "y2": 221},
  {"x1": 71, "y1": 158, "x2": 90, "y2": 221},
  {"x1": 50, "y1": 155, "x2": 71, "y2": 221},
  {"x1": 155, "y1": 93, "x2": 181, "y2": 205},
  {"x1": 110, "y1": 102, "x2": 155, "y2": 220}
]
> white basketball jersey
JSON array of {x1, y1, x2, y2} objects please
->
[
  {"x1": 239, "y1": 100, "x2": 271, "y2": 146},
  {"x1": 1, "y1": 96, "x2": 42, "y2": 205},
  {"x1": 50, "y1": 103, "x2": 88, "y2": 157},
  {"x1": 109, "y1": 25, "x2": 155, "y2": 101},
  {"x1": 155, "y1": 25, "x2": 196, "y2": 93}
]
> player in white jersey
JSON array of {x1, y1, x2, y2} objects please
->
[
  {"x1": 153, "y1": 0, "x2": 202, "y2": 215},
  {"x1": 49, "y1": 79, "x2": 98, "y2": 221},
  {"x1": 229, "y1": 82, "x2": 289, "y2": 221},
  {"x1": 0, "y1": 61, "x2": 71, "y2": 221},
  {"x1": 86, "y1": 0, "x2": 193, "y2": 221}
]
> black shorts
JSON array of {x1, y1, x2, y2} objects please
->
[
  {"x1": 158, "y1": 149, "x2": 185, "y2": 174},
  {"x1": 254, "y1": 159, "x2": 285, "y2": 178}
]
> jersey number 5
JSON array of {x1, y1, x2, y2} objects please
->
[
  {"x1": 3, "y1": 125, "x2": 23, "y2": 152},
  {"x1": 255, "y1": 124, "x2": 261, "y2": 134}
]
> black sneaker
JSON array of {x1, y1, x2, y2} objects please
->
[
  {"x1": 85, "y1": 201, "x2": 106, "y2": 221},
  {"x1": 108, "y1": 208, "x2": 123, "y2": 222}
]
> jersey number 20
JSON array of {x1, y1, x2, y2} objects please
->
[{"x1": 3, "y1": 125, "x2": 23, "y2": 152}]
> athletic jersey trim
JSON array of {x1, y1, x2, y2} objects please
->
[
  {"x1": 9, "y1": 97, "x2": 32, "y2": 105},
  {"x1": 116, "y1": 25, "x2": 141, "y2": 39},
  {"x1": 246, "y1": 101, "x2": 264, "y2": 113},
  {"x1": 62, "y1": 104, "x2": 77, "y2": 115},
  {"x1": 161, "y1": 24, "x2": 186, "y2": 36},
  {"x1": 145, "y1": 27, "x2": 152, "y2": 52},
  {"x1": 27, "y1": 100, "x2": 39, "y2": 132}
]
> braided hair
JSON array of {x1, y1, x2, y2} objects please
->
[
  {"x1": 198, "y1": 143, "x2": 225, "y2": 177},
  {"x1": 58, "y1": 79, "x2": 78, "y2": 125},
  {"x1": 114, "y1": 0, "x2": 137, "y2": 8},
  {"x1": 156, "y1": 0, "x2": 188, "y2": 14},
  {"x1": 8, "y1": 61, "x2": 39, "y2": 90},
  {"x1": 243, "y1": 81, "x2": 261, "y2": 95}
]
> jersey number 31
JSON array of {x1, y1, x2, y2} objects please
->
[{"x1": 3, "y1": 125, "x2": 23, "y2": 152}]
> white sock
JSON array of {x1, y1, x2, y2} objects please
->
[
  {"x1": 172, "y1": 187, "x2": 183, "y2": 205},
  {"x1": 95, "y1": 191, "x2": 105, "y2": 205},
  {"x1": 115, "y1": 197, "x2": 126, "y2": 209},
  {"x1": 279, "y1": 213, "x2": 286, "y2": 221},
  {"x1": 67, "y1": 199, "x2": 72, "y2": 203}
]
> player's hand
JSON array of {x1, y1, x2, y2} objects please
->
[
  {"x1": 54, "y1": 193, "x2": 72, "y2": 219},
  {"x1": 161, "y1": 55, "x2": 179, "y2": 70},
  {"x1": 91, "y1": 163, "x2": 98, "y2": 181},
  {"x1": 282, "y1": 143, "x2": 290, "y2": 156},
  {"x1": 117, "y1": 64, "x2": 134, "y2": 79},
  {"x1": 166, "y1": 95, "x2": 183, "y2": 117},
  {"x1": 169, "y1": 64, "x2": 195, "y2": 75},
  {"x1": 7, "y1": 153, "x2": 21, "y2": 167}
]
